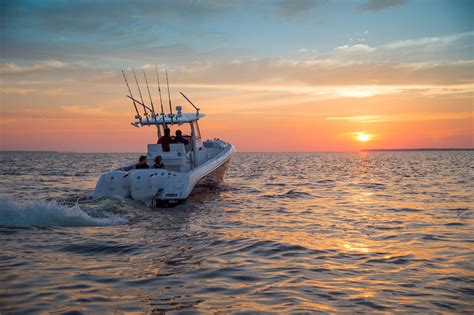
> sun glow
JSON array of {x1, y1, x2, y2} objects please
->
[{"x1": 356, "y1": 133, "x2": 371, "y2": 142}]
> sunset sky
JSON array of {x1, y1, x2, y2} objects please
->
[{"x1": 1, "y1": 0, "x2": 472, "y2": 152}]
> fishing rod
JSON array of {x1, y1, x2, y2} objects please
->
[
  {"x1": 143, "y1": 69, "x2": 158, "y2": 126},
  {"x1": 165, "y1": 69, "x2": 173, "y2": 123},
  {"x1": 132, "y1": 67, "x2": 150, "y2": 124},
  {"x1": 155, "y1": 65, "x2": 166, "y2": 125},
  {"x1": 180, "y1": 92, "x2": 200, "y2": 116},
  {"x1": 126, "y1": 95, "x2": 153, "y2": 113},
  {"x1": 122, "y1": 70, "x2": 142, "y2": 124}
]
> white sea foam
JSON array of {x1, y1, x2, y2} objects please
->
[{"x1": 0, "y1": 196, "x2": 128, "y2": 227}]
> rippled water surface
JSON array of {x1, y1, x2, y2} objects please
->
[{"x1": 0, "y1": 151, "x2": 473, "y2": 313}]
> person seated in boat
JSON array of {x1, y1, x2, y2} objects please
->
[
  {"x1": 135, "y1": 155, "x2": 149, "y2": 169},
  {"x1": 158, "y1": 128, "x2": 172, "y2": 151},
  {"x1": 172, "y1": 129, "x2": 189, "y2": 145},
  {"x1": 152, "y1": 155, "x2": 165, "y2": 169}
]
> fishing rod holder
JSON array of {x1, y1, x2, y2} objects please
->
[{"x1": 122, "y1": 67, "x2": 202, "y2": 127}]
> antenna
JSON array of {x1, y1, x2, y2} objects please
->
[
  {"x1": 165, "y1": 69, "x2": 173, "y2": 123},
  {"x1": 122, "y1": 69, "x2": 142, "y2": 124},
  {"x1": 132, "y1": 67, "x2": 149, "y2": 124},
  {"x1": 143, "y1": 69, "x2": 157, "y2": 124},
  {"x1": 155, "y1": 65, "x2": 166, "y2": 125},
  {"x1": 180, "y1": 92, "x2": 200, "y2": 116}
]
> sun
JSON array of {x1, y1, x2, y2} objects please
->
[{"x1": 356, "y1": 133, "x2": 371, "y2": 142}]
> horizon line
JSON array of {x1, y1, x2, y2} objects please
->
[{"x1": 1, "y1": 148, "x2": 473, "y2": 154}]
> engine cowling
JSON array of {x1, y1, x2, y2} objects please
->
[{"x1": 92, "y1": 171, "x2": 130, "y2": 199}]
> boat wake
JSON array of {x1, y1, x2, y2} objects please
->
[{"x1": 0, "y1": 196, "x2": 128, "y2": 227}]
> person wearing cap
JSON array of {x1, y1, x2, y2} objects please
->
[
  {"x1": 172, "y1": 129, "x2": 189, "y2": 145},
  {"x1": 135, "y1": 155, "x2": 149, "y2": 169}
]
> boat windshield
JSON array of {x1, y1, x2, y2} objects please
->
[{"x1": 162, "y1": 124, "x2": 192, "y2": 139}]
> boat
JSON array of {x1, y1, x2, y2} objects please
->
[{"x1": 92, "y1": 67, "x2": 235, "y2": 206}]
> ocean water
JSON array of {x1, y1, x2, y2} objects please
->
[{"x1": 0, "y1": 151, "x2": 473, "y2": 313}]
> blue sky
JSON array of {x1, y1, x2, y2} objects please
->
[{"x1": 1, "y1": 0, "x2": 472, "y2": 66}]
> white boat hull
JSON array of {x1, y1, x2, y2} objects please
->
[{"x1": 92, "y1": 141, "x2": 234, "y2": 206}]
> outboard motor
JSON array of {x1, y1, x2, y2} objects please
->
[
  {"x1": 130, "y1": 170, "x2": 156, "y2": 204},
  {"x1": 92, "y1": 171, "x2": 131, "y2": 199}
]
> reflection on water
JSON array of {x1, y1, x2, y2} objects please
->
[{"x1": 0, "y1": 151, "x2": 473, "y2": 313}]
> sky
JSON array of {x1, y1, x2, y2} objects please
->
[{"x1": 0, "y1": 0, "x2": 473, "y2": 152}]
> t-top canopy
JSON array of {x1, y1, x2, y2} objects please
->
[
  {"x1": 132, "y1": 112, "x2": 205, "y2": 127},
  {"x1": 123, "y1": 67, "x2": 204, "y2": 128}
]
